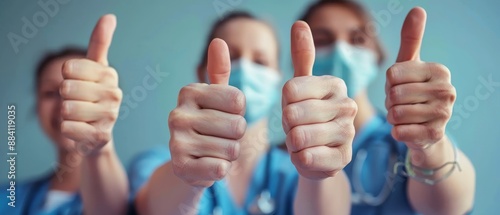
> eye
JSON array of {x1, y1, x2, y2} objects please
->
[
  {"x1": 312, "y1": 29, "x2": 335, "y2": 48},
  {"x1": 351, "y1": 30, "x2": 366, "y2": 46},
  {"x1": 254, "y1": 58, "x2": 269, "y2": 67}
]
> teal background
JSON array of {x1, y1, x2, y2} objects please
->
[{"x1": 0, "y1": 0, "x2": 499, "y2": 214}]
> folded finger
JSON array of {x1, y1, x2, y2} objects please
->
[
  {"x1": 191, "y1": 109, "x2": 246, "y2": 139},
  {"x1": 385, "y1": 82, "x2": 431, "y2": 109},
  {"x1": 291, "y1": 145, "x2": 351, "y2": 172},
  {"x1": 387, "y1": 103, "x2": 441, "y2": 125},
  {"x1": 62, "y1": 58, "x2": 118, "y2": 87},
  {"x1": 286, "y1": 120, "x2": 354, "y2": 153},
  {"x1": 282, "y1": 76, "x2": 346, "y2": 106},
  {"x1": 188, "y1": 134, "x2": 240, "y2": 161},
  {"x1": 62, "y1": 101, "x2": 117, "y2": 122},
  {"x1": 177, "y1": 157, "x2": 231, "y2": 183},
  {"x1": 60, "y1": 80, "x2": 103, "y2": 102},
  {"x1": 283, "y1": 99, "x2": 337, "y2": 133}
]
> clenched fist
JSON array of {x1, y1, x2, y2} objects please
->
[
  {"x1": 385, "y1": 8, "x2": 456, "y2": 149},
  {"x1": 169, "y1": 39, "x2": 246, "y2": 187},
  {"x1": 60, "y1": 15, "x2": 122, "y2": 155},
  {"x1": 283, "y1": 21, "x2": 356, "y2": 180}
]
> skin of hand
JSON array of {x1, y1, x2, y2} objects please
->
[
  {"x1": 60, "y1": 15, "x2": 122, "y2": 155},
  {"x1": 60, "y1": 14, "x2": 129, "y2": 215},
  {"x1": 385, "y1": 8, "x2": 456, "y2": 153},
  {"x1": 283, "y1": 21, "x2": 357, "y2": 180},
  {"x1": 387, "y1": 7, "x2": 475, "y2": 215},
  {"x1": 168, "y1": 38, "x2": 247, "y2": 187}
]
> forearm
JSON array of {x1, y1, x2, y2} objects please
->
[
  {"x1": 80, "y1": 142, "x2": 129, "y2": 215},
  {"x1": 135, "y1": 161, "x2": 205, "y2": 215},
  {"x1": 407, "y1": 136, "x2": 475, "y2": 215},
  {"x1": 294, "y1": 171, "x2": 351, "y2": 215}
]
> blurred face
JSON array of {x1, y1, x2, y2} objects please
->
[
  {"x1": 211, "y1": 18, "x2": 279, "y2": 73},
  {"x1": 307, "y1": 4, "x2": 378, "y2": 54},
  {"x1": 37, "y1": 55, "x2": 81, "y2": 151}
]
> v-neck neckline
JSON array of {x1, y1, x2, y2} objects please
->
[{"x1": 221, "y1": 148, "x2": 272, "y2": 213}]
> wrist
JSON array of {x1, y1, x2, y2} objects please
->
[
  {"x1": 409, "y1": 136, "x2": 453, "y2": 168},
  {"x1": 83, "y1": 141, "x2": 115, "y2": 159}
]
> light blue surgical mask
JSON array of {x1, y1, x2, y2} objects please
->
[
  {"x1": 229, "y1": 58, "x2": 281, "y2": 126},
  {"x1": 312, "y1": 41, "x2": 378, "y2": 98}
]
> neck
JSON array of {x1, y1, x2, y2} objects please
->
[
  {"x1": 228, "y1": 119, "x2": 269, "y2": 176},
  {"x1": 50, "y1": 148, "x2": 82, "y2": 192},
  {"x1": 353, "y1": 91, "x2": 377, "y2": 132}
]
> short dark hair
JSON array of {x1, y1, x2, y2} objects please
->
[
  {"x1": 35, "y1": 47, "x2": 86, "y2": 90},
  {"x1": 299, "y1": 0, "x2": 386, "y2": 65}
]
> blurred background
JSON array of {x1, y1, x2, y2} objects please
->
[{"x1": 0, "y1": 0, "x2": 498, "y2": 213}]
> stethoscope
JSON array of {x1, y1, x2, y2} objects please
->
[
  {"x1": 350, "y1": 120, "x2": 403, "y2": 207},
  {"x1": 209, "y1": 147, "x2": 275, "y2": 215}
]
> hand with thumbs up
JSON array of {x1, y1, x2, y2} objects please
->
[
  {"x1": 283, "y1": 21, "x2": 357, "y2": 180},
  {"x1": 385, "y1": 7, "x2": 456, "y2": 150},
  {"x1": 60, "y1": 14, "x2": 122, "y2": 155},
  {"x1": 168, "y1": 39, "x2": 246, "y2": 187}
]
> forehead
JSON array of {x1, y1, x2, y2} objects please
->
[
  {"x1": 215, "y1": 18, "x2": 278, "y2": 56},
  {"x1": 307, "y1": 4, "x2": 363, "y2": 33}
]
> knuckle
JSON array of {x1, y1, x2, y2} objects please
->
[
  {"x1": 297, "y1": 151, "x2": 313, "y2": 169},
  {"x1": 93, "y1": 128, "x2": 111, "y2": 144},
  {"x1": 388, "y1": 86, "x2": 401, "y2": 103},
  {"x1": 104, "y1": 108, "x2": 118, "y2": 121},
  {"x1": 430, "y1": 63, "x2": 451, "y2": 80},
  {"x1": 386, "y1": 65, "x2": 401, "y2": 84},
  {"x1": 172, "y1": 159, "x2": 187, "y2": 179},
  {"x1": 59, "y1": 80, "x2": 71, "y2": 98},
  {"x1": 179, "y1": 85, "x2": 197, "y2": 101},
  {"x1": 103, "y1": 67, "x2": 119, "y2": 81},
  {"x1": 226, "y1": 141, "x2": 240, "y2": 161},
  {"x1": 169, "y1": 140, "x2": 182, "y2": 155},
  {"x1": 61, "y1": 59, "x2": 76, "y2": 78},
  {"x1": 106, "y1": 88, "x2": 123, "y2": 102},
  {"x1": 231, "y1": 115, "x2": 246, "y2": 139},
  {"x1": 427, "y1": 126, "x2": 444, "y2": 142},
  {"x1": 392, "y1": 126, "x2": 404, "y2": 141},
  {"x1": 283, "y1": 79, "x2": 299, "y2": 100},
  {"x1": 61, "y1": 101, "x2": 71, "y2": 119},
  {"x1": 330, "y1": 76, "x2": 346, "y2": 91},
  {"x1": 339, "y1": 146, "x2": 353, "y2": 166},
  {"x1": 344, "y1": 124, "x2": 356, "y2": 139},
  {"x1": 213, "y1": 161, "x2": 229, "y2": 180},
  {"x1": 60, "y1": 121, "x2": 70, "y2": 136},
  {"x1": 283, "y1": 105, "x2": 299, "y2": 126},
  {"x1": 341, "y1": 98, "x2": 358, "y2": 118},
  {"x1": 228, "y1": 88, "x2": 245, "y2": 114},
  {"x1": 289, "y1": 127, "x2": 307, "y2": 151},
  {"x1": 168, "y1": 109, "x2": 189, "y2": 129},
  {"x1": 391, "y1": 106, "x2": 404, "y2": 123}
]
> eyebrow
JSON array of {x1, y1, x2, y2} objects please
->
[{"x1": 311, "y1": 27, "x2": 334, "y2": 38}]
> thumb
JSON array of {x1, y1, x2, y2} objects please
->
[
  {"x1": 87, "y1": 14, "x2": 117, "y2": 66},
  {"x1": 291, "y1": 21, "x2": 315, "y2": 77},
  {"x1": 396, "y1": 7, "x2": 427, "y2": 62},
  {"x1": 207, "y1": 38, "x2": 231, "y2": 85}
]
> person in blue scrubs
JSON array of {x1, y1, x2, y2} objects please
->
[
  {"x1": 130, "y1": 11, "x2": 356, "y2": 215},
  {"x1": 0, "y1": 15, "x2": 129, "y2": 215},
  {"x1": 299, "y1": 1, "x2": 476, "y2": 214}
]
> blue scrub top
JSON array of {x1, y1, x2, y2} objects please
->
[
  {"x1": 0, "y1": 174, "x2": 83, "y2": 215},
  {"x1": 346, "y1": 113, "x2": 414, "y2": 215},
  {"x1": 128, "y1": 146, "x2": 298, "y2": 215}
]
